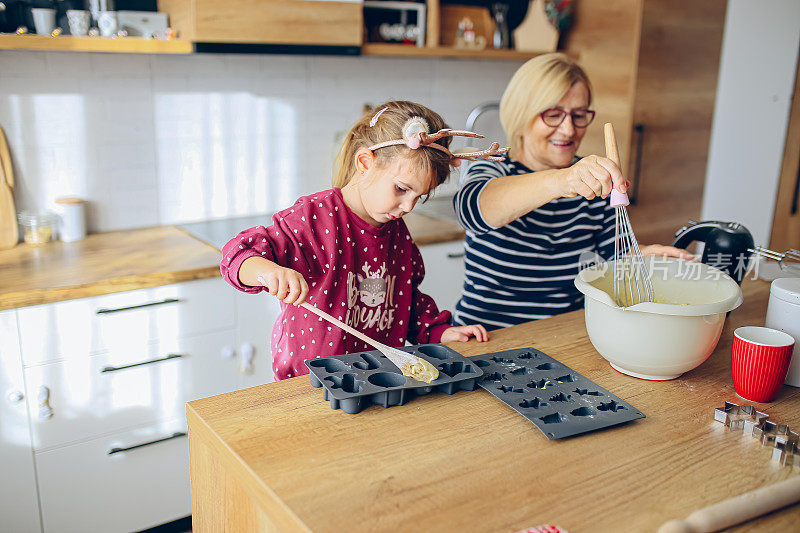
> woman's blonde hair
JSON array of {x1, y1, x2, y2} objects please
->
[
  {"x1": 332, "y1": 100, "x2": 453, "y2": 192},
  {"x1": 500, "y1": 53, "x2": 593, "y2": 154}
]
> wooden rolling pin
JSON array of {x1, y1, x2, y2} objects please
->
[{"x1": 658, "y1": 475, "x2": 800, "y2": 532}]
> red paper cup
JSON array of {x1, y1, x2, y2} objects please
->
[{"x1": 732, "y1": 326, "x2": 795, "y2": 402}]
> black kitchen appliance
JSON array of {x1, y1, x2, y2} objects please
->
[{"x1": 672, "y1": 220, "x2": 755, "y2": 284}]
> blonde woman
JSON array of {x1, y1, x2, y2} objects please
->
[{"x1": 453, "y1": 54, "x2": 690, "y2": 329}]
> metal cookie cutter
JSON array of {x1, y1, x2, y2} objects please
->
[
  {"x1": 753, "y1": 420, "x2": 799, "y2": 448},
  {"x1": 714, "y1": 401, "x2": 800, "y2": 467},
  {"x1": 713, "y1": 401, "x2": 769, "y2": 432},
  {"x1": 756, "y1": 422, "x2": 800, "y2": 467},
  {"x1": 772, "y1": 445, "x2": 800, "y2": 467}
]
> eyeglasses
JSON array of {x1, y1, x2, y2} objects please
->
[{"x1": 539, "y1": 107, "x2": 596, "y2": 128}]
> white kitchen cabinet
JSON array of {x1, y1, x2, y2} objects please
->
[
  {"x1": 17, "y1": 278, "x2": 236, "y2": 366},
  {"x1": 418, "y1": 240, "x2": 466, "y2": 312},
  {"x1": 36, "y1": 417, "x2": 190, "y2": 533},
  {"x1": 0, "y1": 311, "x2": 42, "y2": 533},
  {"x1": 24, "y1": 329, "x2": 240, "y2": 450},
  {"x1": 235, "y1": 290, "x2": 281, "y2": 389},
  {"x1": 3, "y1": 275, "x2": 281, "y2": 533}
]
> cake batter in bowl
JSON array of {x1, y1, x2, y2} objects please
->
[{"x1": 574, "y1": 257, "x2": 743, "y2": 380}]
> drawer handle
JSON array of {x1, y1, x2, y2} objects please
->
[
  {"x1": 95, "y1": 298, "x2": 181, "y2": 315},
  {"x1": 107, "y1": 432, "x2": 187, "y2": 455},
  {"x1": 447, "y1": 252, "x2": 465, "y2": 259},
  {"x1": 101, "y1": 353, "x2": 183, "y2": 373}
]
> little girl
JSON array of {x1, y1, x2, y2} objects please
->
[{"x1": 220, "y1": 100, "x2": 507, "y2": 380}]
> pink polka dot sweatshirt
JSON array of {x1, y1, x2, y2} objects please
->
[{"x1": 220, "y1": 188, "x2": 452, "y2": 380}]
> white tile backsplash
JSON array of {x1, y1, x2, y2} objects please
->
[{"x1": 0, "y1": 50, "x2": 520, "y2": 232}]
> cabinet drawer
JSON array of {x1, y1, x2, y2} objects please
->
[
  {"x1": 25, "y1": 329, "x2": 240, "y2": 450},
  {"x1": 36, "y1": 418, "x2": 190, "y2": 533},
  {"x1": 418, "y1": 240, "x2": 466, "y2": 311},
  {"x1": 18, "y1": 277, "x2": 235, "y2": 366}
]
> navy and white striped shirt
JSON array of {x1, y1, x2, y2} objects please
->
[{"x1": 452, "y1": 155, "x2": 617, "y2": 329}]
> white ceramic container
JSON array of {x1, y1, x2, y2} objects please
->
[
  {"x1": 765, "y1": 277, "x2": 800, "y2": 386},
  {"x1": 574, "y1": 258, "x2": 743, "y2": 380},
  {"x1": 31, "y1": 8, "x2": 56, "y2": 35}
]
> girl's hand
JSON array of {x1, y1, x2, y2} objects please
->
[
  {"x1": 440, "y1": 324, "x2": 490, "y2": 343},
  {"x1": 257, "y1": 266, "x2": 309, "y2": 305},
  {"x1": 554, "y1": 155, "x2": 628, "y2": 200},
  {"x1": 641, "y1": 244, "x2": 695, "y2": 260}
]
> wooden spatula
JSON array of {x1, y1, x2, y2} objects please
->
[{"x1": 257, "y1": 276, "x2": 439, "y2": 383}]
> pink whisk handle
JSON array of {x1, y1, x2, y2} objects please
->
[{"x1": 610, "y1": 189, "x2": 630, "y2": 208}]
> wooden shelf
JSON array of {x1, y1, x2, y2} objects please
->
[
  {"x1": 0, "y1": 34, "x2": 192, "y2": 54},
  {"x1": 362, "y1": 43, "x2": 551, "y2": 60}
]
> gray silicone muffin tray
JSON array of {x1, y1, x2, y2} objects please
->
[
  {"x1": 306, "y1": 344, "x2": 483, "y2": 414},
  {"x1": 472, "y1": 348, "x2": 645, "y2": 439}
]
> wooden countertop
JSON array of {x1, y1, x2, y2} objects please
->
[
  {"x1": 402, "y1": 212, "x2": 465, "y2": 246},
  {"x1": 187, "y1": 280, "x2": 800, "y2": 532},
  {"x1": 0, "y1": 213, "x2": 464, "y2": 311},
  {"x1": 0, "y1": 226, "x2": 221, "y2": 311}
]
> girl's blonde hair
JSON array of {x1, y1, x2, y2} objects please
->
[
  {"x1": 500, "y1": 53, "x2": 593, "y2": 154},
  {"x1": 333, "y1": 100, "x2": 453, "y2": 191}
]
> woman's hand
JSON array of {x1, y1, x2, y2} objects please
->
[
  {"x1": 257, "y1": 265, "x2": 309, "y2": 305},
  {"x1": 640, "y1": 244, "x2": 695, "y2": 260},
  {"x1": 553, "y1": 155, "x2": 628, "y2": 200},
  {"x1": 440, "y1": 324, "x2": 490, "y2": 343}
]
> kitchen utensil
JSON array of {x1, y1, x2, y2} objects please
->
[
  {"x1": 714, "y1": 401, "x2": 769, "y2": 432},
  {"x1": 731, "y1": 326, "x2": 794, "y2": 403},
  {"x1": 306, "y1": 344, "x2": 482, "y2": 414},
  {"x1": 256, "y1": 275, "x2": 438, "y2": 382},
  {"x1": 88, "y1": 0, "x2": 114, "y2": 26},
  {"x1": 605, "y1": 122, "x2": 654, "y2": 307},
  {"x1": 0, "y1": 176, "x2": 16, "y2": 248},
  {"x1": 0, "y1": 124, "x2": 17, "y2": 249},
  {"x1": 473, "y1": 347, "x2": 644, "y2": 439},
  {"x1": 714, "y1": 401, "x2": 800, "y2": 466},
  {"x1": 513, "y1": 0, "x2": 559, "y2": 52},
  {"x1": 672, "y1": 221, "x2": 755, "y2": 284},
  {"x1": 749, "y1": 246, "x2": 800, "y2": 276},
  {"x1": 491, "y1": 3, "x2": 510, "y2": 49},
  {"x1": 574, "y1": 257, "x2": 743, "y2": 380},
  {"x1": 0, "y1": 124, "x2": 12, "y2": 189},
  {"x1": 31, "y1": 8, "x2": 56, "y2": 35},
  {"x1": 299, "y1": 300, "x2": 439, "y2": 383},
  {"x1": 658, "y1": 475, "x2": 800, "y2": 533},
  {"x1": 765, "y1": 278, "x2": 800, "y2": 386}
]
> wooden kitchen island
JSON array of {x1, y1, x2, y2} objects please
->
[{"x1": 187, "y1": 280, "x2": 800, "y2": 532}]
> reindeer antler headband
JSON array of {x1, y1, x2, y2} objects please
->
[{"x1": 368, "y1": 111, "x2": 509, "y2": 165}]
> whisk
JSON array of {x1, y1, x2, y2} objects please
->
[{"x1": 604, "y1": 123, "x2": 654, "y2": 307}]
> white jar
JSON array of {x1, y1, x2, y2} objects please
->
[
  {"x1": 55, "y1": 197, "x2": 87, "y2": 242},
  {"x1": 765, "y1": 277, "x2": 800, "y2": 386}
]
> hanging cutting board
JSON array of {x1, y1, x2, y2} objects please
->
[
  {"x1": 513, "y1": 0, "x2": 559, "y2": 52},
  {"x1": 0, "y1": 124, "x2": 19, "y2": 249}
]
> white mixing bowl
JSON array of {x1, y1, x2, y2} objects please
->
[{"x1": 574, "y1": 258, "x2": 744, "y2": 380}]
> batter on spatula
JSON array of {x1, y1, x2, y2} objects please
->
[{"x1": 401, "y1": 357, "x2": 439, "y2": 383}]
